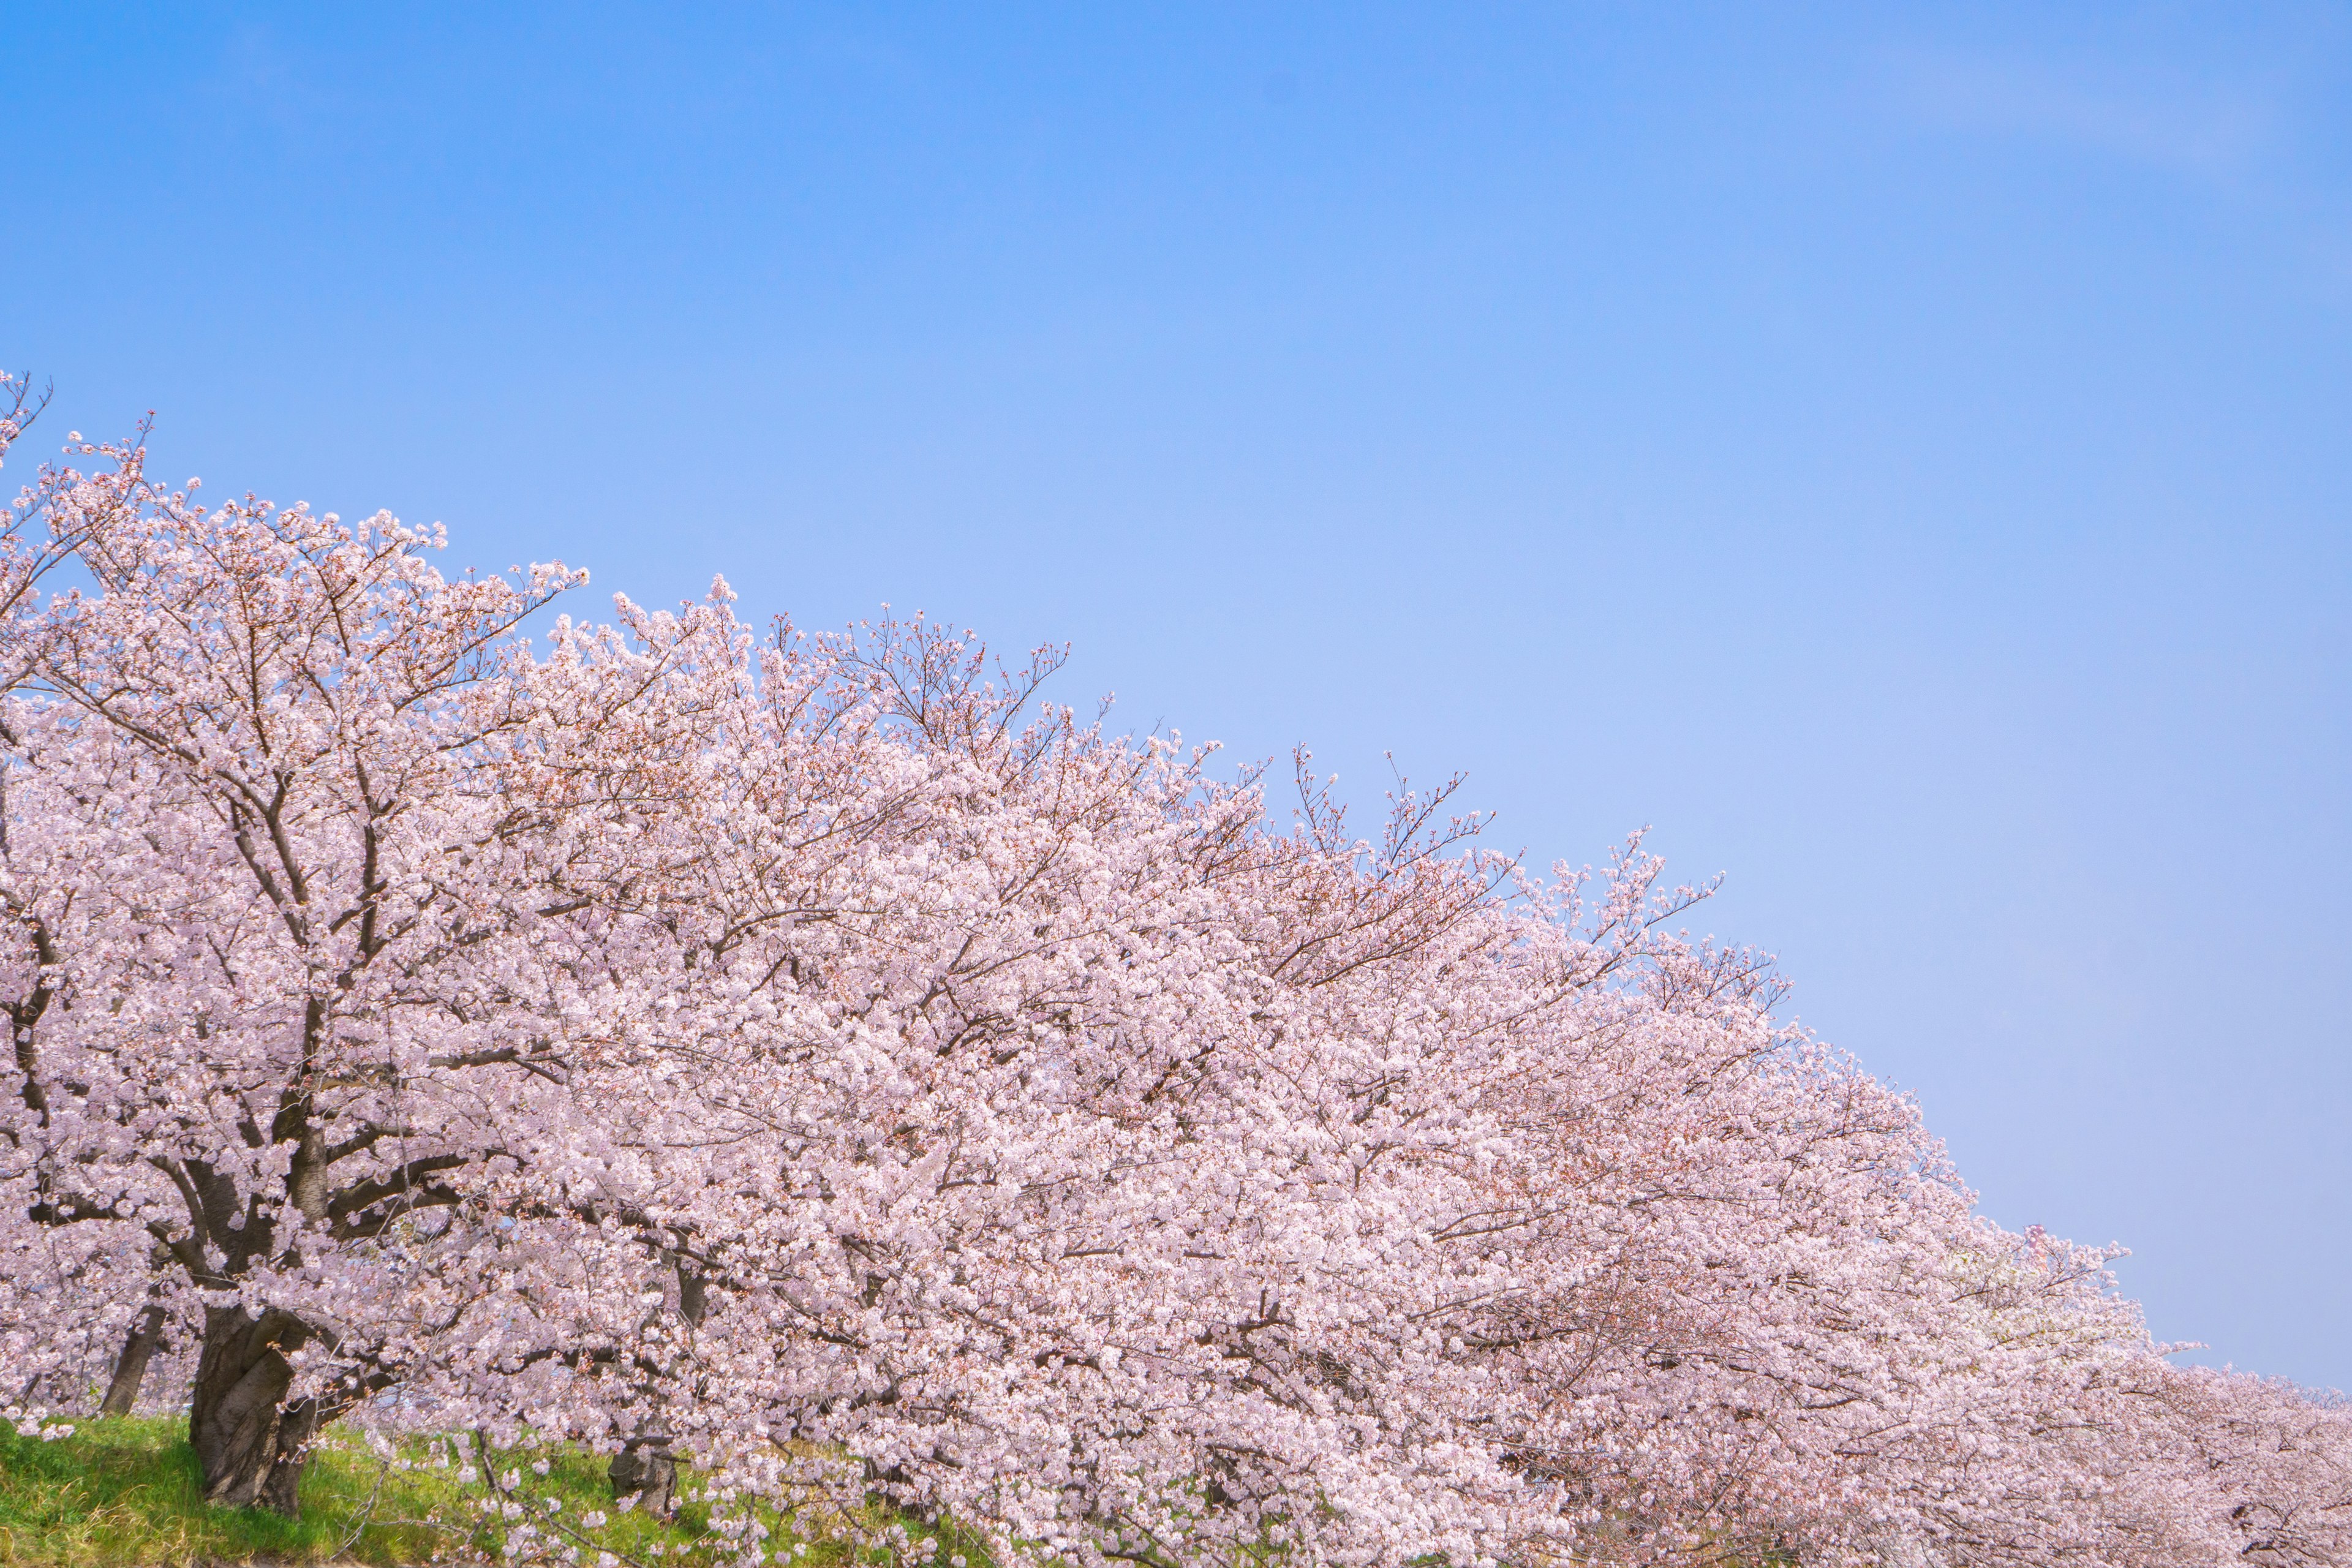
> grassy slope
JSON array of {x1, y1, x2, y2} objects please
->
[{"x1": 0, "y1": 1417, "x2": 914, "y2": 1567}]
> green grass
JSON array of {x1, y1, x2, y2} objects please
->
[
  {"x1": 0, "y1": 1420, "x2": 1807, "y2": 1568},
  {"x1": 0, "y1": 1415, "x2": 956, "y2": 1567}
]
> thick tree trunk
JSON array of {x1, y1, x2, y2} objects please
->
[
  {"x1": 99, "y1": 1302, "x2": 167, "y2": 1417},
  {"x1": 187, "y1": 1305, "x2": 318, "y2": 1515}
]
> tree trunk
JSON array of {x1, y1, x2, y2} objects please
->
[
  {"x1": 609, "y1": 1433, "x2": 681, "y2": 1516},
  {"x1": 608, "y1": 1257, "x2": 705, "y2": 1515},
  {"x1": 99, "y1": 1302, "x2": 167, "y2": 1417},
  {"x1": 187, "y1": 1305, "x2": 318, "y2": 1515}
]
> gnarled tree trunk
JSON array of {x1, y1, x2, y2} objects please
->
[{"x1": 187, "y1": 1304, "x2": 320, "y2": 1515}]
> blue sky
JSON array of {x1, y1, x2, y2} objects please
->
[{"x1": 7, "y1": 4, "x2": 2349, "y2": 1387}]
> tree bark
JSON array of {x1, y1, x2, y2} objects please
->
[
  {"x1": 187, "y1": 1304, "x2": 317, "y2": 1515},
  {"x1": 99, "y1": 1301, "x2": 167, "y2": 1417}
]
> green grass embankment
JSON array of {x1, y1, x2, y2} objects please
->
[{"x1": 0, "y1": 1416, "x2": 940, "y2": 1567}]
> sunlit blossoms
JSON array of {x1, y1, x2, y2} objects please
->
[{"x1": 4, "y1": 380, "x2": 2348, "y2": 1566}]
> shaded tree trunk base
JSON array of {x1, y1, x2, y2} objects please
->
[
  {"x1": 188, "y1": 1305, "x2": 319, "y2": 1516},
  {"x1": 610, "y1": 1435, "x2": 680, "y2": 1517}
]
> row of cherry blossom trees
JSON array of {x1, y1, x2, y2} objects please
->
[{"x1": 3, "y1": 375, "x2": 2346, "y2": 1566}]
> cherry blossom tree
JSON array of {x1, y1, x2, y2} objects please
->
[{"x1": 0, "y1": 385, "x2": 627, "y2": 1506}]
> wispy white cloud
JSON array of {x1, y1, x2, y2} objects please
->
[{"x1": 1875, "y1": 45, "x2": 2283, "y2": 182}]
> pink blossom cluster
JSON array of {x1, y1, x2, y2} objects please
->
[{"x1": 2, "y1": 387, "x2": 2347, "y2": 1565}]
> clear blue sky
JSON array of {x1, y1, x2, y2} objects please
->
[{"x1": 7, "y1": 5, "x2": 2348, "y2": 1387}]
